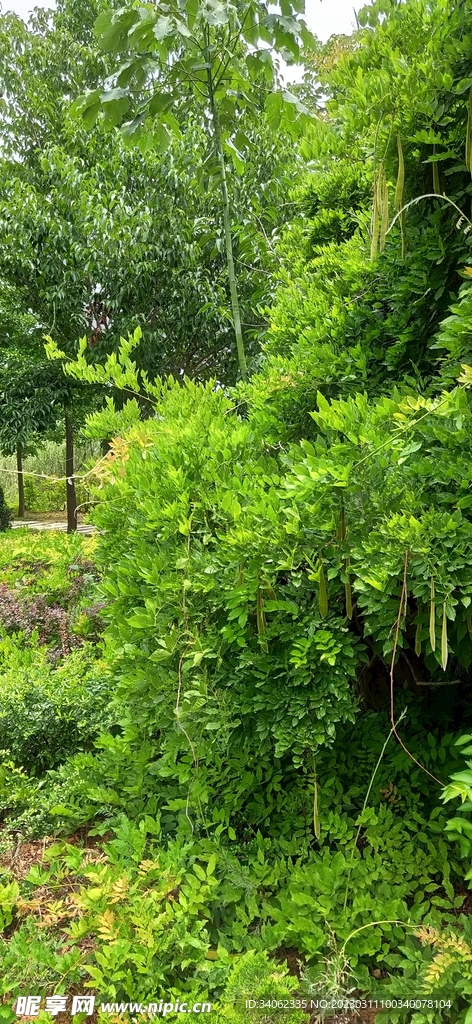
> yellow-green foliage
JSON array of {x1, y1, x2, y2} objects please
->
[{"x1": 213, "y1": 951, "x2": 304, "y2": 1024}]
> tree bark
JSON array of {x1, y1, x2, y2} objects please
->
[
  {"x1": 65, "y1": 412, "x2": 77, "y2": 534},
  {"x1": 16, "y1": 444, "x2": 25, "y2": 518}
]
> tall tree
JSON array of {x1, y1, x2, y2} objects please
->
[
  {"x1": 0, "y1": 281, "x2": 96, "y2": 530},
  {"x1": 0, "y1": 0, "x2": 109, "y2": 161},
  {"x1": 75, "y1": 0, "x2": 314, "y2": 378},
  {"x1": 0, "y1": 0, "x2": 305, "y2": 527}
]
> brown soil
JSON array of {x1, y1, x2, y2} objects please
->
[
  {"x1": 453, "y1": 886, "x2": 472, "y2": 916},
  {"x1": 273, "y1": 945, "x2": 304, "y2": 979},
  {"x1": 0, "y1": 828, "x2": 112, "y2": 879}
]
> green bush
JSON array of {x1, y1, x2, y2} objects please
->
[
  {"x1": 0, "y1": 824, "x2": 223, "y2": 1003},
  {"x1": 214, "y1": 951, "x2": 305, "y2": 1024},
  {"x1": 0, "y1": 636, "x2": 112, "y2": 775},
  {"x1": 23, "y1": 476, "x2": 92, "y2": 514},
  {"x1": 0, "y1": 487, "x2": 12, "y2": 532},
  {"x1": 88, "y1": 382, "x2": 360, "y2": 777}
]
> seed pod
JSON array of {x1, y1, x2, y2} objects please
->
[
  {"x1": 337, "y1": 506, "x2": 346, "y2": 542},
  {"x1": 395, "y1": 135, "x2": 407, "y2": 258},
  {"x1": 319, "y1": 561, "x2": 328, "y2": 618},
  {"x1": 256, "y1": 587, "x2": 268, "y2": 652},
  {"x1": 415, "y1": 620, "x2": 422, "y2": 657},
  {"x1": 433, "y1": 146, "x2": 440, "y2": 194},
  {"x1": 345, "y1": 572, "x2": 353, "y2": 621},
  {"x1": 429, "y1": 579, "x2": 436, "y2": 652},
  {"x1": 466, "y1": 86, "x2": 472, "y2": 174},
  {"x1": 313, "y1": 769, "x2": 321, "y2": 840},
  {"x1": 441, "y1": 602, "x2": 448, "y2": 671},
  {"x1": 379, "y1": 166, "x2": 389, "y2": 253},
  {"x1": 400, "y1": 210, "x2": 407, "y2": 258},
  {"x1": 371, "y1": 176, "x2": 380, "y2": 260},
  {"x1": 395, "y1": 134, "x2": 405, "y2": 211},
  {"x1": 338, "y1": 505, "x2": 352, "y2": 619}
]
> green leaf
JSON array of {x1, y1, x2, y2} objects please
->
[
  {"x1": 94, "y1": 9, "x2": 138, "y2": 52},
  {"x1": 72, "y1": 90, "x2": 101, "y2": 128},
  {"x1": 100, "y1": 87, "x2": 130, "y2": 126},
  {"x1": 126, "y1": 613, "x2": 154, "y2": 628},
  {"x1": 265, "y1": 91, "x2": 283, "y2": 130},
  {"x1": 175, "y1": 18, "x2": 192, "y2": 38},
  {"x1": 223, "y1": 137, "x2": 245, "y2": 175},
  {"x1": 153, "y1": 15, "x2": 173, "y2": 41},
  {"x1": 82, "y1": 101, "x2": 101, "y2": 129},
  {"x1": 153, "y1": 122, "x2": 172, "y2": 154},
  {"x1": 202, "y1": 1, "x2": 231, "y2": 26}
]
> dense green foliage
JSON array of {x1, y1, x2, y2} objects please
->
[
  {"x1": 0, "y1": 489, "x2": 12, "y2": 533},
  {"x1": 0, "y1": 0, "x2": 300, "y2": 526},
  {"x1": 6, "y1": 0, "x2": 472, "y2": 1021}
]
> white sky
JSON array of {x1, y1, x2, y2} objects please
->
[{"x1": 2, "y1": 0, "x2": 363, "y2": 42}]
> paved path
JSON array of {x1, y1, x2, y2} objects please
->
[{"x1": 12, "y1": 520, "x2": 96, "y2": 534}]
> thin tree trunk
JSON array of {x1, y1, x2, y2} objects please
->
[
  {"x1": 16, "y1": 444, "x2": 25, "y2": 518},
  {"x1": 65, "y1": 412, "x2": 77, "y2": 534},
  {"x1": 204, "y1": 33, "x2": 247, "y2": 380}
]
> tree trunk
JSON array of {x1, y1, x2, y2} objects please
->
[
  {"x1": 16, "y1": 444, "x2": 25, "y2": 518},
  {"x1": 65, "y1": 412, "x2": 77, "y2": 534},
  {"x1": 204, "y1": 32, "x2": 247, "y2": 380}
]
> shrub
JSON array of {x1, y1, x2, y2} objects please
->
[
  {"x1": 0, "y1": 825, "x2": 222, "y2": 1002},
  {"x1": 0, "y1": 531, "x2": 103, "y2": 654},
  {"x1": 23, "y1": 476, "x2": 92, "y2": 514},
  {"x1": 214, "y1": 951, "x2": 305, "y2": 1024},
  {"x1": 0, "y1": 637, "x2": 112, "y2": 775},
  {"x1": 0, "y1": 586, "x2": 69, "y2": 648},
  {"x1": 0, "y1": 487, "x2": 12, "y2": 532},
  {"x1": 0, "y1": 531, "x2": 98, "y2": 600},
  {"x1": 87, "y1": 381, "x2": 360, "y2": 788}
]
